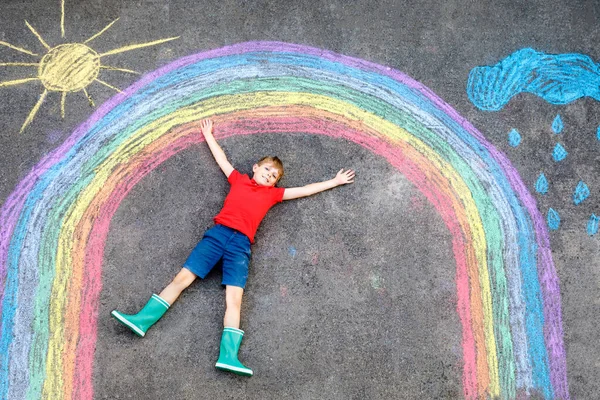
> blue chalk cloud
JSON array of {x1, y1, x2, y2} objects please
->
[{"x1": 467, "y1": 48, "x2": 600, "y2": 111}]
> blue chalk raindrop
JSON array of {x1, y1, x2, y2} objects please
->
[
  {"x1": 552, "y1": 114, "x2": 563, "y2": 133},
  {"x1": 597, "y1": 125, "x2": 600, "y2": 141},
  {"x1": 587, "y1": 214, "x2": 599, "y2": 236},
  {"x1": 508, "y1": 128, "x2": 521, "y2": 147},
  {"x1": 288, "y1": 246, "x2": 297, "y2": 258},
  {"x1": 573, "y1": 181, "x2": 590, "y2": 205},
  {"x1": 547, "y1": 208, "x2": 561, "y2": 230},
  {"x1": 535, "y1": 173, "x2": 549, "y2": 194},
  {"x1": 553, "y1": 143, "x2": 567, "y2": 162}
]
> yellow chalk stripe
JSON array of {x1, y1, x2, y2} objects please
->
[
  {"x1": 99, "y1": 37, "x2": 180, "y2": 57},
  {"x1": 100, "y1": 65, "x2": 139, "y2": 74},
  {"x1": 61, "y1": 0, "x2": 66, "y2": 38},
  {"x1": 0, "y1": 40, "x2": 38, "y2": 56},
  {"x1": 0, "y1": 77, "x2": 39, "y2": 88},
  {"x1": 95, "y1": 78, "x2": 121, "y2": 93},
  {"x1": 25, "y1": 20, "x2": 51, "y2": 50},
  {"x1": 61, "y1": 92, "x2": 66, "y2": 119},
  {"x1": 82, "y1": 88, "x2": 95, "y2": 107},
  {"x1": 20, "y1": 89, "x2": 47, "y2": 133},
  {"x1": 85, "y1": 18, "x2": 119, "y2": 44},
  {"x1": 0, "y1": 62, "x2": 39, "y2": 67},
  {"x1": 43, "y1": 91, "x2": 498, "y2": 398}
]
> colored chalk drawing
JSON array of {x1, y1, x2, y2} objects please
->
[
  {"x1": 573, "y1": 181, "x2": 590, "y2": 205},
  {"x1": 288, "y1": 246, "x2": 297, "y2": 258},
  {"x1": 467, "y1": 48, "x2": 600, "y2": 111},
  {"x1": 547, "y1": 209, "x2": 561, "y2": 231},
  {"x1": 508, "y1": 128, "x2": 521, "y2": 147},
  {"x1": 469, "y1": 49, "x2": 598, "y2": 233},
  {"x1": 0, "y1": 42, "x2": 569, "y2": 399},
  {"x1": 552, "y1": 143, "x2": 567, "y2": 162},
  {"x1": 587, "y1": 214, "x2": 599, "y2": 236},
  {"x1": 552, "y1": 115, "x2": 563, "y2": 134},
  {"x1": 535, "y1": 174, "x2": 549, "y2": 195},
  {"x1": 0, "y1": 0, "x2": 178, "y2": 133}
]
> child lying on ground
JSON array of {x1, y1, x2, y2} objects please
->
[{"x1": 112, "y1": 119, "x2": 355, "y2": 376}]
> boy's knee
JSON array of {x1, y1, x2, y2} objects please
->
[
  {"x1": 225, "y1": 286, "x2": 243, "y2": 308},
  {"x1": 173, "y1": 268, "x2": 196, "y2": 288}
]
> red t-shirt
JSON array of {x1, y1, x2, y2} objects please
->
[{"x1": 214, "y1": 170, "x2": 285, "y2": 243}]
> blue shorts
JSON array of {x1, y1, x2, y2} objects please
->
[{"x1": 183, "y1": 224, "x2": 251, "y2": 288}]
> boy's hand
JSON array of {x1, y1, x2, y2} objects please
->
[
  {"x1": 335, "y1": 169, "x2": 355, "y2": 185},
  {"x1": 200, "y1": 119, "x2": 213, "y2": 137},
  {"x1": 199, "y1": 118, "x2": 234, "y2": 178}
]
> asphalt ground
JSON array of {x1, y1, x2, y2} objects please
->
[{"x1": 0, "y1": 1, "x2": 598, "y2": 399}]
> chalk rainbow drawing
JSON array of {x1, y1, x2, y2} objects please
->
[
  {"x1": 0, "y1": 42, "x2": 568, "y2": 399},
  {"x1": 0, "y1": 0, "x2": 178, "y2": 132}
]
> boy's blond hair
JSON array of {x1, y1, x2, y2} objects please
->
[{"x1": 257, "y1": 156, "x2": 284, "y2": 182}]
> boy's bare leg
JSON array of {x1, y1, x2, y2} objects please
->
[
  {"x1": 223, "y1": 285, "x2": 244, "y2": 329},
  {"x1": 158, "y1": 268, "x2": 197, "y2": 305}
]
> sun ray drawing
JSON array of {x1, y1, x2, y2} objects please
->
[{"x1": 0, "y1": 0, "x2": 179, "y2": 133}]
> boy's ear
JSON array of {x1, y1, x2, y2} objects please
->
[{"x1": 252, "y1": 164, "x2": 259, "y2": 173}]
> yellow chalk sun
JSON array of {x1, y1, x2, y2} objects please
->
[
  {"x1": 39, "y1": 44, "x2": 100, "y2": 92},
  {"x1": 0, "y1": 1, "x2": 178, "y2": 133}
]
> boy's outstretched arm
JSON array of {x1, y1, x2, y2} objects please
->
[
  {"x1": 200, "y1": 119, "x2": 234, "y2": 178},
  {"x1": 282, "y1": 169, "x2": 355, "y2": 200}
]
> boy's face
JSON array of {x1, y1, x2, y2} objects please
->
[{"x1": 252, "y1": 162, "x2": 281, "y2": 187}]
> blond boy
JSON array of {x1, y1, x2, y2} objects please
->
[{"x1": 112, "y1": 119, "x2": 355, "y2": 376}]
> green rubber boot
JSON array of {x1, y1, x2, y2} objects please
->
[
  {"x1": 111, "y1": 294, "x2": 170, "y2": 337},
  {"x1": 215, "y1": 327, "x2": 253, "y2": 376}
]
